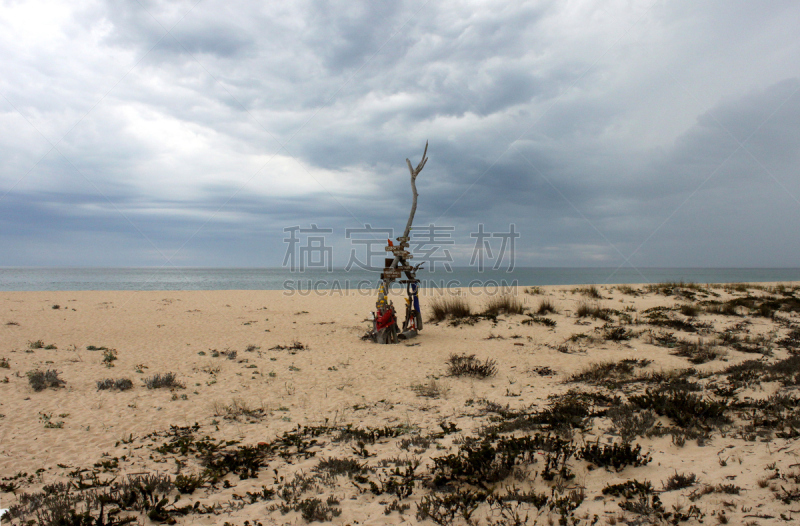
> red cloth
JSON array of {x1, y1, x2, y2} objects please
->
[{"x1": 376, "y1": 308, "x2": 396, "y2": 330}]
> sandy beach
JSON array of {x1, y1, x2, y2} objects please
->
[{"x1": 2, "y1": 283, "x2": 799, "y2": 525}]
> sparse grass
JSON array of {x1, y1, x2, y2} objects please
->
[
  {"x1": 212, "y1": 397, "x2": 264, "y2": 420},
  {"x1": 602, "y1": 325, "x2": 634, "y2": 341},
  {"x1": 576, "y1": 301, "x2": 611, "y2": 321},
  {"x1": 617, "y1": 285, "x2": 639, "y2": 296},
  {"x1": 430, "y1": 295, "x2": 471, "y2": 322},
  {"x1": 0, "y1": 357, "x2": 9, "y2": 369},
  {"x1": 270, "y1": 341, "x2": 307, "y2": 351},
  {"x1": 27, "y1": 369, "x2": 66, "y2": 391},
  {"x1": 662, "y1": 472, "x2": 698, "y2": 491},
  {"x1": 315, "y1": 457, "x2": 366, "y2": 477},
  {"x1": 569, "y1": 359, "x2": 650, "y2": 386},
  {"x1": 536, "y1": 298, "x2": 559, "y2": 315},
  {"x1": 143, "y1": 372, "x2": 184, "y2": 389},
  {"x1": 446, "y1": 353, "x2": 497, "y2": 378},
  {"x1": 704, "y1": 302, "x2": 739, "y2": 316},
  {"x1": 399, "y1": 435, "x2": 432, "y2": 451},
  {"x1": 680, "y1": 304, "x2": 700, "y2": 317},
  {"x1": 646, "y1": 281, "x2": 705, "y2": 295},
  {"x1": 671, "y1": 339, "x2": 725, "y2": 364},
  {"x1": 411, "y1": 378, "x2": 449, "y2": 398},
  {"x1": 482, "y1": 294, "x2": 524, "y2": 316},
  {"x1": 608, "y1": 405, "x2": 657, "y2": 443},
  {"x1": 576, "y1": 285, "x2": 603, "y2": 299},
  {"x1": 524, "y1": 287, "x2": 541, "y2": 294}
]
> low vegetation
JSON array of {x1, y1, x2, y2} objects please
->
[
  {"x1": 96, "y1": 378, "x2": 134, "y2": 391},
  {"x1": 143, "y1": 372, "x2": 183, "y2": 389},
  {"x1": 429, "y1": 295, "x2": 471, "y2": 322},
  {"x1": 446, "y1": 353, "x2": 497, "y2": 378},
  {"x1": 482, "y1": 294, "x2": 525, "y2": 316},
  {"x1": 27, "y1": 369, "x2": 66, "y2": 391}
]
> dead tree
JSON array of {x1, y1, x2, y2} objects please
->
[{"x1": 371, "y1": 142, "x2": 428, "y2": 343}]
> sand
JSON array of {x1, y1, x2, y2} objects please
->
[{"x1": 1, "y1": 283, "x2": 799, "y2": 525}]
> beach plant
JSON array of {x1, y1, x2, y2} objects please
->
[
  {"x1": 270, "y1": 341, "x2": 307, "y2": 351},
  {"x1": 575, "y1": 301, "x2": 612, "y2": 321},
  {"x1": 174, "y1": 473, "x2": 206, "y2": 494},
  {"x1": 446, "y1": 353, "x2": 497, "y2": 378},
  {"x1": 523, "y1": 315, "x2": 556, "y2": 327},
  {"x1": 430, "y1": 295, "x2": 472, "y2": 322},
  {"x1": 398, "y1": 435, "x2": 432, "y2": 452},
  {"x1": 628, "y1": 388, "x2": 729, "y2": 429},
  {"x1": 602, "y1": 479, "x2": 668, "y2": 519},
  {"x1": 38, "y1": 412, "x2": 64, "y2": 429},
  {"x1": 662, "y1": 472, "x2": 698, "y2": 491},
  {"x1": 368, "y1": 460, "x2": 418, "y2": 500},
  {"x1": 576, "y1": 285, "x2": 603, "y2": 299},
  {"x1": 416, "y1": 490, "x2": 486, "y2": 525},
  {"x1": 314, "y1": 457, "x2": 367, "y2": 477},
  {"x1": 411, "y1": 378, "x2": 449, "y2": 398},
  {"x1": 212, "y1": 398, "x2": 265, "y2": 421},
  {"x1": 27, "y1": 369, "x2": 65, "y2": 391},
  {"x1": 535, "y1": 298, "x2": 559, "y2": 314},
  {"x1": 96, "y1": 378, "x2": 133, "y2": 391},
  {"x1": 671, "y1": 339, "x2": 724, "y2": 364},
  {"x1": 102, "y1": 348, "x2": 117, "y2": 367},
  {"x1": 273, "y1": 497, "x2": 341, "y2": 522},
  {"x1": 568, "y1": 359, "x2": 649, "y2": 387},
  {"x1": 143, "y1": 372, "x2": 184, "y2": 389},
  {"x1": 577, "y1": 441, "x2": 652, "y2": 471},
  {"x1": 679, "y1": 304, "x2": 700, "y2": 317},
  {"x1": 617, "y1": 284, "x2": 639, "y2": 296},
  {"x1": 0, "y1": 357, "x2": 9, "y2": 368},
  {"x1": 28, "y1": 339, "x2": 45, "y2": 349},
  {"x1": 482, "y1": 294, "x2": 525, "y2": 316},
  {"x1": 602, "y1": 325, "x2": 634, "y2": 341},
  {"x1": 607, "y1": 405, "x2": 657, "y2": 443}
]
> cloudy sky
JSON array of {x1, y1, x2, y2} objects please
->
[{"x1": 1, "y1": 0, "x2": 799, "y2": 269}]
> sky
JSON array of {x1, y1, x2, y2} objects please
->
[{"x1": 1, "y1": 0, "x2": 799, "y2": 270}]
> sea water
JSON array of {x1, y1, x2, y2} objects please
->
[{"x1": 1, "y1": 267, "x2": 799, "y2": 291}]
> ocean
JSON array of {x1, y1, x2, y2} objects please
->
[{"x1": 1, "y1": 267, "x2": 799, "y2": 291}]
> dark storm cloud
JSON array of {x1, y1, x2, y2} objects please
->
[{"x1": 2, "y1": 1, "x2": 800, "y2": 267}]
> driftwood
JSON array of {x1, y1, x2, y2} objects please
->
[{"x1": 373, "y1": 142, "x2": 428, "y2": 343}]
